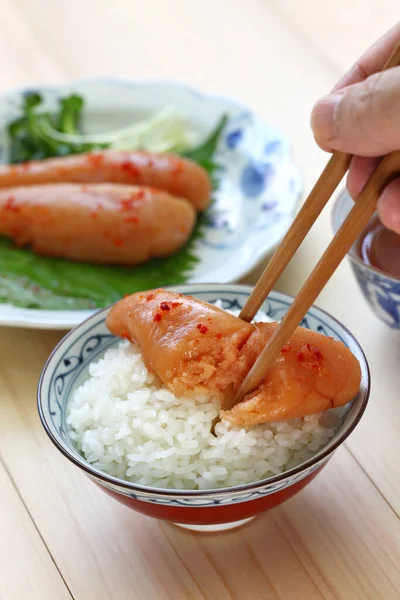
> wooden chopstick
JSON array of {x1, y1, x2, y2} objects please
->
[
  {"x1": 239, "y1": 40, "x2": 400, "y2": 324},
  {"x1": 239, "y1": 151, "x2": 350, "y2": 322},
  {"x1": 226, "y1": 149, "x2": 400, "y2": 412}
]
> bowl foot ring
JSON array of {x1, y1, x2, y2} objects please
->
[{"x1": 172, "y1": 517, "x2": 255, "y2": 532}]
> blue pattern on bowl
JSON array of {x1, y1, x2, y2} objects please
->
[
  {"x1": 332, "y1": 190, "x2": 400, "y2": 329},
  {"x1": 38, "y1": 284, "x2": 370, "y2": 508},
  {"x1": 350, "y1": 263, "x2": 400, "y2": 328}
]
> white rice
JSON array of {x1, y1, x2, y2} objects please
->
[{"x1": 67, "y1": 306, "x2": 340, "y2": 490}]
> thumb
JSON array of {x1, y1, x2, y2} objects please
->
[{"x1": 311, "y1": 67, "x2": 400, "y2": 155}]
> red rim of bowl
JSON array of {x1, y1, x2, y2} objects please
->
[{"x1": 37, "y1": 284, "x2": 371, "y2": 498}]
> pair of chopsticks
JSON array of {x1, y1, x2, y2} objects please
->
[{"x1": 222, "y1": 40, "x2": 400, "y2": 416}]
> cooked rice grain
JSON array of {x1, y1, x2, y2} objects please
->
[{"x1": 67, "y1": 337, "x2": 339, "y2": 490}]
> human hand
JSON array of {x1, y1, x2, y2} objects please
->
[{"x1": 311, "y1": 23, "x2": 400, "y2": 234}]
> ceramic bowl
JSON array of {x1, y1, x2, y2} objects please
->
[
  {"x1": 38, "y1": 284, "x2": 370, "y2": 532},
  {"x1": 332, "y1": 190, "x2": 400, "y2": 328}
]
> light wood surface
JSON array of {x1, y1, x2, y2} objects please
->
[{"x1": 0, "y1": 1, "x2": 399, "y2": 599}]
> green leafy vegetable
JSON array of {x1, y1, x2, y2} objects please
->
[
  {"x1": 2, "y1": 95, "x2": 228, "y2": 310},
  {"x1": 7, "y1": 93, "x2": 106, "y2": 162},
  {"x1": 58, "y1": 94, "x2": 84, "y2": 134},
  {"x1": 184, "y1": 114, "x2": 228, "y2": 187},
  {"x1": 184, "y1": 114, "x2": 228, "y2": 164},
  {"x1": 6, "y1": 94, "x2": 201, "y2": 163}
]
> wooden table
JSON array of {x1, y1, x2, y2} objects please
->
[{"x1": 1, "y1": 1, "x2": 400, "y2": 598}]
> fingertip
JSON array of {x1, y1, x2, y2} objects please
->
[
  {"x1": 377, "y1": 178, "x2": 400, "y2": 234},
  {"x1": 310, "y1": 94, "x2": 341, "y2": 145}
]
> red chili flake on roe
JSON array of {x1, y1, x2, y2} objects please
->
[
  {"x1": 146, "y1": 294, "x2": 154, "y2": 301},
  {"x1": 120, "y1": 199, "x2": 133, "y2": 211},
  {"x1": 123, "y1": 215, "x2": 140, "y2": 224},
  {"x1": 121, "y1": 190, "x2": 146, "y2": 211},
  {"x1": 112, "y1": 238, "x2": 123, "y2": 247},
  {"x1": 297, "y1": 344, "x2": 324, "y2": 371},
  {"x1": 5, "y1": 196, "x2": 21, "y2": 213},
  {"x1": 216, "y1": 333, "x2": 222, "y2": 340},
  {"x1": 160, "y1": 302, "x2": 170, "y2": 311},
  {"x1": 120, "y1": 160, "x2": 141, "y2": 177},
  {"x1": 281, "y1": 343, "x2": 291, "y2": 354},
  {"x1": 197, "y1": 324, "x2": 208, "y2": 334},
  {"x1": 153, "y1": 313, "x2": 162, "y2": 322},
  {"x1": 171, "y1": 302, "x2": 182, "y2": 308}
]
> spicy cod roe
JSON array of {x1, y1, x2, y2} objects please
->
[{"x1": 107, "y1": 289, "x2": 361, "y2": 426}]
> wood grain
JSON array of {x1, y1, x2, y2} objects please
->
[
  {"x1": 0, "y1": 456, "x2": 72, "y2": 600},
  {"x1": 0, "y1": 1, "x2": 399, "y2": 598}
]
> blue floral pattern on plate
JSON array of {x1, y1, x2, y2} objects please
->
[{"x1": 38, "y1": 285, "x2": 370, "y2": 509}]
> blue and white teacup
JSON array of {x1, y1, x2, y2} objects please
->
[{"x1": 332, "y1": 190, "x2": 400, "y2": 329}]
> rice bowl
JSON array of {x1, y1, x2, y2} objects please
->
[
  {"x1": 38, "y1": 284, "x2": 370, "y2": 530},
  {"x1": 67, "y1": 305, "x2": 340, "y2": 491}
]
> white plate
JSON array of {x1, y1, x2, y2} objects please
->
[{"x1": 0, "y1": 78, "x2": 302, "y2": 329}]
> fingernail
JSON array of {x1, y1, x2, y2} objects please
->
[{"x1": 310, "y1": 92, "x2": 344, "y2": 142}]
